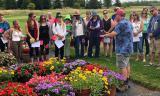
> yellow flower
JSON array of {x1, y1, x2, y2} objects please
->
[
  {"x1": 0, "y1": 70, "x2": 2, "y2": 74},
  {"x1": 85, "y1": 71, "x2": 91, "y2": 74},
  {"x1": 11, "y1": 71, "x2": 14, "y2": 75},
  {"x1": 69, "y1": 77, "x2": 73, "y2": 81},
  {"x1": 99, "y1": 70, "x2": 103, "y2": 74},
  {"x1": 65, "y1": 77, "x2": 68, "y2": 80},
  {"x1": 93, "y1": 69, "x2": 97, "y2": 73},
  {"x1": 50, "y1": 66, "x2": 54, "y2": 70},
  {"x1": 77, "y1": 67, "x2": 81, "y2": 70},
  {"x1": 56, "y1": 61, "x2": 60, "y2": 64},
  {"x1": 3, "y1": 70, "x2": 7, "y2": 73},
  {"x1": 107, "y1": 91, "x2": 110, "y2": 94},
  {"x1": 79, "y1": 74, "x2": 83, "y2": 78},
  {"x1": 82, "y1": 76, "x2": 86, "y2": 80},
  {"x1": 74, "y1": 79, "x2": 78, "y2": 82}
]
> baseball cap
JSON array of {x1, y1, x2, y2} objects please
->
[{"x1": 116, "y1": 9, "x2": 125, "y2": 16}]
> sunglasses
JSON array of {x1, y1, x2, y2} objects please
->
[
  {"x1": 142, "y1": 13, "x2": 147, "y2": 14},
  {"x1": 103, "y1": 13, "x2": 108, "y2": 15},
  {"x1": 150, "y1": 10, "x2": 154, "y2": 13}
]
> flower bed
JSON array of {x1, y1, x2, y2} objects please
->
[
  {"x1": 0, "y1": 82, "x2": 37, "y2": 96},
  {"x1": 0, "y1": 58, "x2": 125, "y2": 96}
]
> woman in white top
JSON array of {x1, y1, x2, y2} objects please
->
[
  {"x1": 5, "y1": 20, "x2": 23, "y2": 63},
  {"x1": 132, "y1": 12, "x2": 143, "y2": 61},
  {"x1": 52, "y1": 12, "x2": 66, "y2": 59}
]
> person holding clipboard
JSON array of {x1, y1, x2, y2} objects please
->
[{"x1": 25, "y1": 12, "x2": 40, "y2": 63}]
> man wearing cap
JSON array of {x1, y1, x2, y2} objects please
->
[
  {"x1": 72, "y1": 10, "x2": 86, "y2": 58},
  {"x1": 0, "y1": 13, "x2": 10, "y2": 52},
  {"x1": 87, "y1": 11, "x2": 103, "y2": 58},
  {"x1": 147, "y1": 6, "x2": 160, "y2": 66},
  {"x1": 104, "y1": 9, "x2": 133, "y2": 90}
]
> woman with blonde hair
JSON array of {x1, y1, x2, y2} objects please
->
[
  {"x1": 132, "y1": 12, "x2": 143, "y2": 61},
  {"x1": 25, "y1": 12, "x2": 40, "y2": 63},
  {"x1": 52, "y1": 12, "x2": 66, "y2": 59},
  {"x1": 4, "y1": 20, "x2": 23, "y2": 64},
  {"x1": 141, "y1": 9, "x2": 150, "y2": 62}
]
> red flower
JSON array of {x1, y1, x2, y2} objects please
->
[{"x1": 25, "y1": 70, "x2": 29, "y2": 75}]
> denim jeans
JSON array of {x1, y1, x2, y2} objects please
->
[
  {"x1": 88, "y1": 37, "x2": 100, "y2": 58},
  {"x1": 133, "y1": 37, "x2": 143, "y2": 54},
  {"x1": 74, "y1": 36, "x2": 85, "y2": 58}
]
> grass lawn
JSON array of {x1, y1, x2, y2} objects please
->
[{"x1": 1, "y1": 7, "x2": 160, "y2": 90}]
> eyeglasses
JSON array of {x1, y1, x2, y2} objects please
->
[
  {"x1": 142, "y1": 13, "x2": 147, "y2": 15},
  {"x1": 150, "y1": 10, "x2": 154, "y2": 13}
]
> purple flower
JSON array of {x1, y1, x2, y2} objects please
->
[{"x1": 52, "y1": 88, "x2": 59, "y2": 94}]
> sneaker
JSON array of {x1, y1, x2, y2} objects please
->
[
  {"x1": 157, "y1": 64, "x2": 160, "y2": 67},
  {"x1": 156, "y1": 67, "x2": 160, "y2": 70},
  {"x1": 143, "y1": 59, "x2": 146, "y2": 62},
  {"x1": 144, "y1": 64, "x2": 151, "y2": 67},
  {"x1": 149, "y1": 62, "x2": 153, "y2": 65}
]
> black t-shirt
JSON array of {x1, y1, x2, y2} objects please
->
[{"x1": 103, "y1": 18, "x2": 111, "y2": 32}]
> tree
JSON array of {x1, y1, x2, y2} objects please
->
[
  {"x1": 27, "y1": 2, "x2": 35, "y2": 10},
  {"x1": 0, "y1": 0, "x2": 4, "y2": 8},
  {"x1": 76, "y1": 0, "x2": 85, "y2": 7},
  {"x1": 115, "y1": 0, "x2": 121, "y2": 7},
  {"x1": 43, "y1": 0, "x2": 51, "y2": 9},
  {"x1": 63, "y1": 0, "x2": 75, "y2": 7},
  {"x1": 17, "y1": 0, "x2": 31, "y2": 9},
  {"x1": 32, "y1": 0, "x2": 43, "y2": 9},
  {"x1": 104, "y1": 0, "x2": 112, "y2": 8},
  {"x1": 86, "y1": 0, "x2": 101, "y2": 9},
  {"x1": 54, "y1": 0, "x2": 62, "y2": 9},
  {"x1": 4, "y1": 0, "x2": 17, "y2": 9}
]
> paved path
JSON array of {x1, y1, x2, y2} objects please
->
[{"x1": 117, "y1": 81, "x2": 160, "y2": 96}]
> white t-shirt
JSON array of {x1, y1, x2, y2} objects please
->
[
  {"x1": 132, "y1": 21, "x2": 142, "y2": 42},
  {"x1": 12, "y1": 30, "x2": 22, "y2": 41},
  {"x1": 52, "y1": 23, "x2": 66, "y2": 41}
]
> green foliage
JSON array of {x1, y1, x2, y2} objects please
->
[
  {"x1": 86, "y1": 0, "x2": 102, "y2": 9},
  {"x1": 63, "y1": 0, "x2": 75, "y2": 7},
  {"x1": 4, "y1": 0, "x2": 17, "y2": 9},
  {"x1": 43, "y1": 0, "x2": 51, "y2": 9},
  {"x1": 27, "y1": 2, "x2": 36, "y2": 10},
  {"x1": 54, "y1": 0, "x2": 62, "y2": 9},
  {"x1": 115, "y1": 0, "x2": 121, "y2": 7},
  {"x1": 17, "y1": 0, "x2": 31, "y2": 9},
  {"x1": 104, "y1": 0, "x2": 112, "y2": 8},
  {"x1": 73, "y1": 2, "x2": 81, "y2": 9},
  {"x1": 0, "y1": 0, "x2": 4, "y2": 8}
]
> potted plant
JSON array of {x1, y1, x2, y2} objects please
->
[
  {"x1": 103, "y1": 70, "x2": 125, "y2": 96},
  {"x1": 65, "y1": 67, "x2": 110, "y2": 96},
  {"x1": 0, "y1": 53, "x2": 16, "y2": 67}
]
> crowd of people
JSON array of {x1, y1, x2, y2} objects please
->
[{"x1": 0, "y1": 6, "x2": 160, "y2": 91}]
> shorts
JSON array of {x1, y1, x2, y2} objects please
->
[
  {"x1": 116, "y1": 54, "x2": 130, "y2": 69},
  {"x1": 104, "y1": 37, "x2": 111, "y2": 44},
  {"x1": 150, "y1": 38, "x2": 160, "y2": 53}
]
